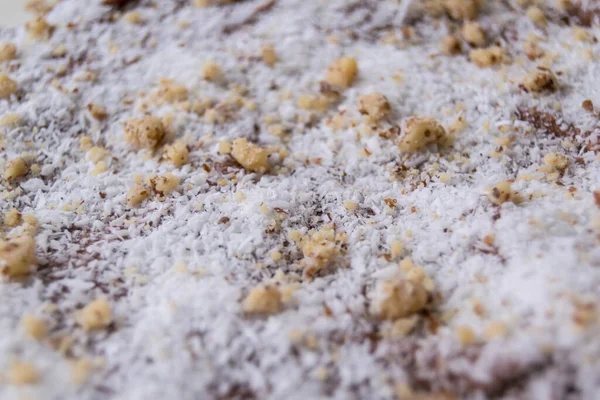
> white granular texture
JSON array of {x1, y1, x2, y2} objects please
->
[{"x1": 1, "y1": 0, "x2": 600, "y2": 399}]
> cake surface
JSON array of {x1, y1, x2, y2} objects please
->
[{"x1": 1, "y1": 0, "x2": 600, "y2": 399}]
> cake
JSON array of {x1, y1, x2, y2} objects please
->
[{"x1": 0, "y1": 0, "x2": 599, "y2": 398}]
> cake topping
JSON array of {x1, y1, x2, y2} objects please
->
[
  {"x1": 124, "y1": 116, "x2": 166, "y2": 149},
  {"x1": 0, "y1": 236, "x2": 37, "y2": 278},
  {"x1": 398, "y1": 116, "x2": 447, "y2": 152}
]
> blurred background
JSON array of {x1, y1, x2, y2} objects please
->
[{"x1": 0, "y1": 0, "x2": 29, "y2": 26}]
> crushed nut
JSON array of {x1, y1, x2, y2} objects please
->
[
  {"x1": 300, "y1": 226, "x2": 339, "y2": 276},
  {"x1": 147, "y1": 173, "x2": 179, "y2": 195},
  {"x1": 21, "y1": 314, "x2": 48, "y2": 340},
  {"x1": 87, "y1": 103, "x2": 107, "y2": 120},
  {"x1": 441, "y1": 34, "x2": 462, "y2": 55},
  {"x1": 445, "y1": 0, "x2": 480, "y2": 20},
  {"x1": 488, "y1": 180, "x2": 519, "y2": 205},
  {"x1": 325, "y1": 57, "x2": 358, "y2": 89},
  {"x1": 8, "y1": 362, "x2": 39, "y2": 385},
  {"x1": 26, "y1": 16, "x2": 53, "y2": 40},
  {"x1": 0, "y1": 236, "x2": 36, "y2": 277},
  {"x1": 297, "y1": 94, "x2": 330, "y2": 111},
  {"x1": 455, "y1": 325, "x2": 476, "y2": 344},
  {"x1": 582, "y1": 99, "x2": 594, "y2": 112},
  {"x1": 543, "y1": 152, "x2": 568, "y2": 171},
  {"x1": 231, "y1": 138, "x2": 269, "y2": 173},
  {"x1": 202, "y1": 61, "x2": 224, "y2": 82},
  {"x1": 343, "y1": 200, "x2": 357, "y2": 211},
  {"x1": 524, "y1": 40, "x2": 544, "y2": 60},
  {"x1": 156, "y1": 79, "x2": 188, "y2": 103},
  {"x1": 573, "y1": 27, "x2": 594, "y2": 43},
  {"x1": 218, "y1": 141, "x2": 232, "y2": 154},
  {"x1": 0, "y1": 72, "x2": 18, "y2": 98},
  {"x1": 527, "y1": 6, "x2": 547, "y2": 28},
  {"x1": 243, "y1": 285, "x2": 282, "y2": 314},
  {"x1": 0, "y1": 42, "x2": 17, "y2": 62},
  {"x1": 4, "y1": 157, "x2": 28, "y2": 180},
  {"x1": 4, "y1": 208, "x2": 21, "y2": 227},
  {"x1": 370, "y1": 279, "x2": 428, "y2": 320},
  {"x1": 126, "y1": 184, "x2": 150, "y2": 206},
  {"x1": 469, "y1": 46, "x2": 507, "y2": 67},
  {"x1": 78, "y1": 298, "x2": 112, "y2": 330},
  {"x1": 398, "y1": 116, "x2": 447, "y2": 152},
  {"x1": 461, "y1": 22, "x2": 486, "y2": 47},
  {"x1": 165, "y1": 140, "x2": 189, "y2": 167},
  {"x1": 357, "y1": 92, "x2": 391, "y2": 122},
  {"x1": 520, "y1": 67, "x2": 558, "y2": 93},
  {"x1": 124, "y1": 11, "x2": 143, "y2": 24},
  {"x1": 124, "y1": 116, "x2": 166, "y2": 149},
  {"x1": 261, "y1": 44, "x2": 278, "y2": 67}
]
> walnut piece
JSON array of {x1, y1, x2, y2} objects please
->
[
  {"x1": 0, "y1": 236, "x2": 37, "y2": 278},
  {"x1": 124, "y1": 116, "x2": 166, "y2": 149},
  {"x1": 126, "y1": 184, "x2": 150, "y2": 206},
  {"x1": 202, "y1": 61, "x2": 224, "y2": 82},
  {"x1": 524, "y1": 40, "x2": 544, "y2": 60},
  {"x1": 8, "y1": 362, "x2": 39, "y2": 385},
  {"x1": 441, "y1": 34, "x2": 462, "y2": 55},
  {"x1": 300, "y1": 226, "x2": 340, "y2": 278},
  {"x1": 261, "y1": 44, "x2": 278, "y2": 67},
  {"x1": 461, "y1": 21, "x2": 486, "y2": 47},
  {"x1": 231, "y1": 138, "x2": 269, "y2": 173},
  {"x1": 26, "y1": 16, "x2": 53, "y2": 40},
  {"x1": 147, "y1": 173, "x2": 179, "y2": 195},
  {"x1": 543, "y1": 152, "x2": 568, "y2": 171},
  {"x1": 527, "y1": 6, "x2": 547, "y2": 28},
  {"x1": 469, "y1": 46, "x2": 507, "y2": 67},
  {"x1": 445, "y1": 0, "x2": 481, "y2": 20},
  {"x1": 87, "y1": 103, "x2": 107, "y2": 120},
  {"x1": 4, "y1": 157, "x2": 28, "y2": 180},
  {"x1": 243, "y1": 285, "x2": 282, "y2": 314},
  {"x1": 398, "y1": 116, "x2": 447, "y2": 152},
  {"x1": 488, "y1": 181, "x2": 518, "y2": 205},
  {"x1": 297, "y1": 94, "x2": 330, "y2": 111},
  {"x1": 156, "y1": 79, "x2": 188, "y2": 103},
  {"x1": 370, "y1": 279, "x2": 428, "y2": 320},
  {"x1": 21, "y1": 314, "x2": 48, "y2": 340},
  {"x1": 521, "y1": 67, "x2": 558, "y2": 93},
  {"x1": 0, "y1": 73, "x2": 17, "y2": 98},
  {"x1": 357, "y1": 92, "x2": 391, "y2": 122},
  {"x1": 325, "y1": 57, "x2": 358, "y2": 89},
  {"x1": 4, "y1": 208, "x2": 21, "y2": 227},
  {"x1": 165, "y1": 140, "x2": 189, "y2": 167},
  {"x1": 0, "y1": 42, "x2": 17, "y2": 62},
  {"x1": 77, "y1": 298, "x2": 112, "y2": 330}
]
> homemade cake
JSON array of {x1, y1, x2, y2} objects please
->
[{"x1": 0, "y1": 0, "x2": 599, "y2": 398}]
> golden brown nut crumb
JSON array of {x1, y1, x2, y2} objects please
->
[
  {"x1": 297, "y1": 94, "x2": 330, "y2": 111},
  {"x1": 21, "y1": 314, "x2": 48, "y2": 340},
  {"x1": 4, "y1": 208, "x2": 21, "y2": 227},
  {"x1": 218, "y1": 141, "x2": 232, "y2": 154},
  {"x1": 543, "y1": 152, "x2": 568, "y2": 171},
  {"x1": 0, "y1": 42, "x2": 17, "y2": 62},
  {"x1": 582, "y1": 99, "x2": 594, "y2": 112},
  {"x1": 488, "y1": 181, "x2": 519, "y2": 205},
  {"x1": 300, "y1": 226, "x2": 339, "y2": 276},
  {"x1": 524, "y1": 40, "x2": 544, "y2": 60},
  {"x1": 26, "y1": 16, "x2": 53, "y2": 40},
  {"x1": 202, "y1": 61, "x2": 224, "y2": 82},
  {"x1": 165, "y1": 140, "x2": 189, "y2": 167},
  {"x1": 261, "y1": 44, "x2": 278, "y2": 67},
  {"x1": 243, "y1": 285, "x2": 282, "y2": 314},
  {"x1": 461, "y1": 22, "x2": 486, "y2": 47},
  {"x1": 527, "y1": 6, "x2": 547, "y2": 28},
  {"x1": 0, "y1": 73, "x2": 18, "y2": 99},
  {"x1": 357, "y1": 92, "x2": 391, "y2": 122},
  {"x1": 441, "y1": 34, "x2": 462, "y2": 55},
  {"x1": 455, "y1": 325, "x2": 477, "y2": 344},
  {"x1": 124, "y1": 116, "x2": 166, "y2": 149},
  {"x1": 231, "y1": 138, "x2": 270, "y2": 173},
  {"x1": 0, "y1": 236, "x2": 36, "y2": 278},
  {"x1": 4, "y1": 157, "x2": 28, "y2": 180},
  {"x1": 156, "y1": 79, "x2": 189, "y2": 103},
  {"x1": 8, "y1": 362, "x2": 39, "y2": 385},
  {"x1": 573, "y1": 27, "x2": 594, "y2": 43},
  {"x1": 445, "y1": 0, "x2": 480, "y2": 20},
  {"x1": 78, "y1": 299, "x2": 112, "y2": 331},
  {"x1": 79, "y1": 136, "x2": 94, "y2": 151},
  {"x1": 126, "y1": 184, "x2": 150, "y2": 206},
  {"x1": 469, "y1": 46, "x2": 507, "y2": 67},
  {"x1": 370, "y1": 279, "x2": 428, "y2": 320},
  {"x1": 520, "y1": 67, "x2": 558, "y2": 93},
  {"x1": 398, "y1": 116, "x2": 447, "y2": 152},
  {"x1": 147, "y1": 173, "x2": 179, "y2": 195},
  {"x1": 87, "y1": 103, "x2": 107, "y2": 120},
  {"x1": 123, "y1": 11, "x2": 143, "y2": 24},
  {"x1": 325, "y1": 57, "x2": 358, "y2": 89}
]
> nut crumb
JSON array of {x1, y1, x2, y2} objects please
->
[
  {"x1": 488, "y1": 181, "x2": 519, "y2": 205},
  {"x1": 26, "y1": 16, "x2": 53, "y2": 40},
  {"x1": 582, "y1": 99, "x2": 594, "y2": 112},
  {"x1": 231, "y1": 138, "x2": 269, "y2": 173},
  {"x1": 469, "y1": 46, "x2": 507, "y2": 67},
  {"x1": 0, "y1": 236, "x2": 37, "y2": 277},
  {"x1": 124, "y1": 11, "x2": 143, "y2": 24},
  {"x1": 126, "y1": 184, "x2": 150, "y2": 206},
  {"x1": 243, "y1": 285, "x2": 282, "y2": 314},
  {"x1": 202, "y1": 61, "x2": 224, "y2": 82},
  {"x1": 461, "y1": 21, "x2": 486, "y2": 47},
  {"x1": 147, "y1": 173, "x2": 179, "y2": 195},
  {"x1": 297, "y1": 94, "x2": 330, "y2": 111},
  {"x1": 370, "y1": 279, "x2": 428, "y2": 320},
  {"x1": 543, "y1": 152, "x2": 568, "y2": 171},
  {"x1": 165, "y1": 140, "x2": 189, "y2": 167},
  {"x1": 343, "y1": 200, "x2": 357, "y2": 211},
  {"x1": 441, "y1": 34, "x2": 462, "y2": 55},
  {"x1": 21, "y1": 314, "x2": 48, "y2": 340},
  {"x1": 261, "y1": 44, "x2": 278, "y2": 67},
  {"x1": 87, "y1": 103, "x2": 107, "y2": 120},
  {"x1": 527, "y1": 6, "x2": 547, "y2": 28},
  {"x1": 8, "y1": 362, "x2": 39, "y2": 385},
  {"x1": 325, "y1": 57, "x2": 358, "y2": 89},
  {"x1": 4, "y1": 208, "x2": 21, "y2": 227},
  {"x1": 77, "y1": 298, "x2": 112, "y2": 330},
  {"x1": 0, "y1": 72, "x2": 18, "y2": 98},
  {"x1": 218, "y1": 141, "x2": 232, "y2": 154},
  {"x1": 156, "y1": 79, "x2": 188, "y2": 103},
  {"x1": 301, "y1": 226, "x2": 339, "y2": 276},
  {"x1": 399, "y1": 116, "x2": 447, "y2": 152},
  {"x1": 357, "y1": 92, "x2": 391, "y2": 122},
  {"x1": 0, "y1": 42, "x2": 17, "y2": 62},
  {"x1": 524, "y1": 40, "x2": 544, "y2": 60},
  {"x1": 520, "y1": 67, "x2": 558, "y2": 93},
  {"x1": 4, "y1": 157, "x2": 28, "y2": 180},
  {"x1": 455, "y1": 325, "x2": 476, "y2": 344},
  {"x1": 124, "y1": 116, "x2": 166, "y2": 149},
  {"x1": 445, "y1": 0, "x2": 480, "y2": 20}
]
